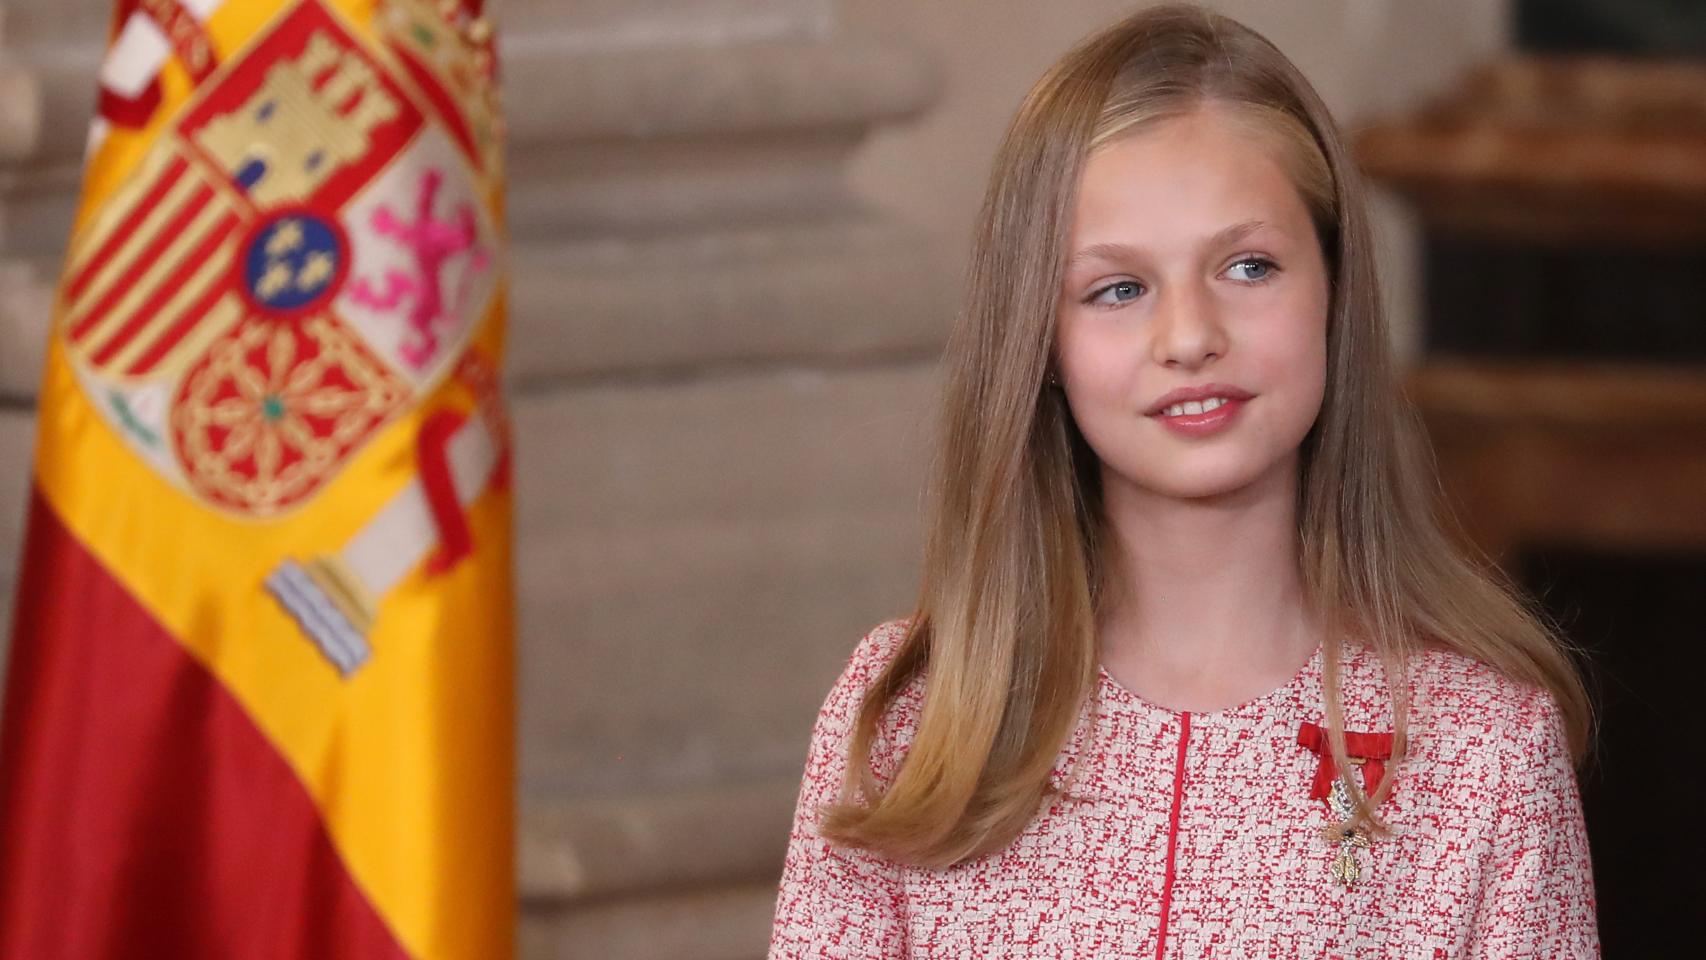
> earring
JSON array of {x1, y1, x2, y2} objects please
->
[{"x1": 1046, "y1": 371, "x2": 1061, "y2": 388}]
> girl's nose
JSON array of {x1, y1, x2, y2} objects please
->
[{"x1": 1149, "y1": 280, "x2": 1229, "y2": 369}]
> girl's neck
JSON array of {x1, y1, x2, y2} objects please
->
[{"x1": 1096, "y1": 458, "x2": 1322, "y2": 713}]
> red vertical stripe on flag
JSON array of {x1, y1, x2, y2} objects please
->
[
  {"x1": 0, "y1": 490, "x2": 411, "y2": 960},
  {"x1": 86, "y1": 213, "x2": 240, "y2": 369},
  {"x1": 67, "y1": 183, "x2": 215, "y2": 342},
  {"x1": 62, "y1": 155, "x2": 190, "y2": 306},
  {"x1": 124, "y1": 269, "x2": 234, "y2": 375}
]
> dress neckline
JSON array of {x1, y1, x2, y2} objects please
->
[{"x1": 1095, "y1": 642, "x2": 1324, "y2": 723}]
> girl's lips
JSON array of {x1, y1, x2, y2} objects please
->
[
  {"x1": 1150, "y1": 397, "x2": 1249, "y2": 437},
  {"x1": 1144, "y1": 383, "x2": 1256, "y2": 415}
]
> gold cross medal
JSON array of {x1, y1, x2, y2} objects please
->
[{"x1": 1319, "y1": 777, "x2": 1373, "y2": 888}]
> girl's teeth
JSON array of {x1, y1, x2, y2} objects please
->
[{"x1": 1164, "y1": 397, "x2": 1230, "y2": 417}]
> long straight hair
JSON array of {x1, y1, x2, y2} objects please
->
[{"x1": 821, "y1": 3, "x2": 1591, "y2": 869}]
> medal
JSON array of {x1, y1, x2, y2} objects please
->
[
  {"x1": 1297, "y1": 721, "x2": 1394, "y2": 889},
  {"x1": 1319, "y1": 775, "x2": 1374, "y2": 888}
]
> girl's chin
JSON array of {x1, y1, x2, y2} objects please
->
[{"x1": 1104, "y1": 457, "x2": 1290, "y2": 503}]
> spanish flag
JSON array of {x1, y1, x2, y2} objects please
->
[{"x1": 0, "y1": 1, "x2": 512, "y2": 957}]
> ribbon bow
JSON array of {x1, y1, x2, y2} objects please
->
[{"x1": 1296, "y1": 721, "x2": 1393, "y2": 802}]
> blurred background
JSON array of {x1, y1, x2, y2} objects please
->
[{"x1": 0, "y1": 0, "x2": 1700, "y2": 957}]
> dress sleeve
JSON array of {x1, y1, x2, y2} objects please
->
[
  {"x1": 767, "y1": 625, "x2": 908, "y2": 960},
  {"x1": 1466, "y1": 689, "x2": 1600, "y2": 959}
]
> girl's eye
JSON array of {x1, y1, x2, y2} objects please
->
[
  {"x1": 1226, "y1": 257, "x2": 1278, "y2": 283},
  {"x1": 1087, "y1": 280, "x2": 1145, "y2": 306}
]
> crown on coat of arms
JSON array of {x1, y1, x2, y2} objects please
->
[
  {"x1": 382, "y1": 0, "x2": 502, "y2": 165},
  {"x1": 194, "y1": 31, "x2": 401, "y2": 208},
  {"x1": 384, "y1": 0, "x2": 495, "y2": 80}
]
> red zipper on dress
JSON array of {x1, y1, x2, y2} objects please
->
[{"x1": 1154, "y1": 710, "x2": 1191, "y2": 960}]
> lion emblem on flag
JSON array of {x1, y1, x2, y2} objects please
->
[{"x1": 58, "y1": 0, "x2": 499, "y2": 517}]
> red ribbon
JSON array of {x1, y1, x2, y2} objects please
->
[
  {"x1": 418, "y1": 409, "x2": 474, "y2": 575},
  {"x1": 1296, "y1": 721, "x2": 1393, "y2": 802},
  {"x1": 98, "y1": 82, "x2": 163, "y2": 129}
]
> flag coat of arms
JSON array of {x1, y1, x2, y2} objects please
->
[{"x1": 0, "y1": 1, "x2": 513, "y2": 957}]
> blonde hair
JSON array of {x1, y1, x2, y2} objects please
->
[{"x1": 822, "y1": 3, "x2": 1590, "y2": 869}]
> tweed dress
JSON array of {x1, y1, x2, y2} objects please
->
[{"x1": 768, "y1": 621, "x2": 1598, "y2": 959}]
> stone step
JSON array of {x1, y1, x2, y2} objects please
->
[
  {"x1": 0, "y1": 258, "x2": 49, "y2": 402},
  {"x1": 520, "y1": 780, "x2": 797, "y2": 903},
  {"x1": 514, "y1": 361, "x2": 935, "y2": 798},
  {"x1": 520, "y1": 506, "x2": 919, "y2": 795},
  {"x1": 506, "y1": 32, "x2": 932, "y2": 147},
  {"x1": 521, "y1": 880, "x2": 776, "y2": 960},
  {"x1": 506, "y1": 131, "x2": 869, "y2": 239},
  {"x1": 498, "y1": 0, "x2": 831, "y2": 46},
  {"x1": 0, "y1": 406, "x2": 32, "y2": 697},
  {"x1": 509, "y1": 217, "x2": 948, "y2": 383},
  {"x1": 0, "y1": 64, "x2": 37, "y2": 164}
]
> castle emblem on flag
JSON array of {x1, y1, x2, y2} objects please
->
[
  {"x1": 57, "y1": 0, "x2": 500, "y2": 519},
  {"x1": 193, "y1": 29, "x2": 402, "y2": 207}
]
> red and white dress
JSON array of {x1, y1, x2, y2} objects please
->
[{"x1": 768, "y1": 621, "x2": 1598, "y2": 958}]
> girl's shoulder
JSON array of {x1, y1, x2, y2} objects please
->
[
  {"x1": 1413, "y1": 644, "x2": 1564, "y2": 739},
  {"x1": 1339, "y1": 641, "x2": 1571, "y2": 759},
  {"x1": 813, "y1": 619, "x2": 927, "y2": 788},
  {"x1": 837, "y1": 618, "x2": 914, "y2": 692}
]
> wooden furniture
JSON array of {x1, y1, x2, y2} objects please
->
[
  {"x1": 1404, "y1": 360, "x2": 1706, "y2": 565},
  {"x1": 1359, "y1": 55, "x2": 1706, "y2": 957}
]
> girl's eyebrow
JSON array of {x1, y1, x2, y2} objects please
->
[
  {"x1": 1065, "y1": 219, "x2": 1275, "y2": 270},
  {"x1": 1204, "y1": 218, "x2": 1273, "y2": 251}
]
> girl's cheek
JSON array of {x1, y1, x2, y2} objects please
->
[{"x1": 1067, "y1": 346, "x2": 1129, "y2": 400}]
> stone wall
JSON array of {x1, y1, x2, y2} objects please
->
[
  {"x1": 493, "y1": 5, "x2": 945, "y2": 956},
  {"x1": 0, "y1": 2, "x2": 1508, "y2": 957}
]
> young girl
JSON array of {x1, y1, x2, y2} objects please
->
[{"x1": 769, "y1": 5, "x2": 1597, "y2": 958}]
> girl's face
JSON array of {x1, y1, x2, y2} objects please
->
[{"x1": 1055, "y1": 106, "x2": 1330, "y2": 503}]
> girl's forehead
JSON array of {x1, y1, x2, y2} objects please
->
[{"x1": 1071, "y1": 115, "x2": 1314, "y2": 249}]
